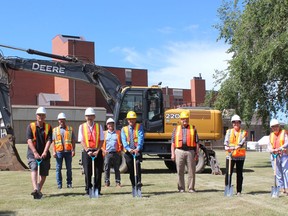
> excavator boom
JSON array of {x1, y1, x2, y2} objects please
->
[{"x1": 0, "y1": 44, "x2": 123, "y2": 170}]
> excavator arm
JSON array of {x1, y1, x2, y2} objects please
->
[
  {"x1": 0, "y1": 56, "x2": 122, "y2": 110},
  {"x1": 0, "y1": 44, "x2": 123, "y2": 170}
]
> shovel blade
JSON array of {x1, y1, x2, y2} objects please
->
[
  {"x1": 137, "y1": 188, "x2": 142, "y2": 198},
  {"x1": 224, "y1": 185, "x2": 234, "y2": 197},
  {"x1": 132, "y1": 187, "x2": 136, "y2": 197},
  {"x1": 271, "y1": 186, "x2": 280, "y2": 198},
  {"x1": 132, "y1": 186, "x2": 142, "y2": 198},
  {"x1": 89, "y1": 187, "x2": 99, "y2": 198}
]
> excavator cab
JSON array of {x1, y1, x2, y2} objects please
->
[{"x1": 115, "y1": 87, "x2": 164, "y2": 133}]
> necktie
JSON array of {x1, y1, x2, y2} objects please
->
[{"x1": 129, "y1": 127, "x2": 135, "y2": 149}]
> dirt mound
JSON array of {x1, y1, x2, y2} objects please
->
[{"x1": 0, "y1": 135, "x2": 28, "y2": 171}]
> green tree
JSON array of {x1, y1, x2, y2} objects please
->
[{"x1": 212, "y1": 0, "x2": 288, "y2": 126}]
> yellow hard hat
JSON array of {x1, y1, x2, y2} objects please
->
[
  {"x1": 180, "y1": 111, "x2": 189, "y2": 119},
  {"x1": 126, "y1": 111, "x2": 137, "y2": 119}
]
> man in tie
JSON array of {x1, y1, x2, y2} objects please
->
[
  {"x1": 121, "y1": 111, "x2": 144, "y2": 193},
  {"x1": 171, "y1": 110, "x2": 199, "y2": 193}
]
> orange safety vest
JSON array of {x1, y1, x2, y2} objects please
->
[
  {"x1": 102, "y1": 130, "x2": 122, "y2": 152},
  {"x1": 123, "y1": 123, "x2": 140, "y2": 147},
  {"x1": 53, "y1": 126, "x2": 73, "y2": 152},
  {"x1": 226, "y1": 128, "x2": 247, "y2": 158},
  {"x1": 270, "y1": 129, "x2": 285, "y2": 149},
  {"x1": 175, "y1": 125, "x2": 197, "y2": 148},
  {"x1": 82, "y1": 122, "x2": 100, "y2": 148},
  {"x1": 30, "y1": 122, "x2": 51, "y2": 146}
]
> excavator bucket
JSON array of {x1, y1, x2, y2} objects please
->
[{"x1": 0, "y1": 135, "x2": 28, "y2": 171}]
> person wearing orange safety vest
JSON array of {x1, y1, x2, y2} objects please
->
[
  {"x1": 78, "y1": 107, "x2": 104, "y2": 195},
  {"x1": 171, "y1": 111, "x2": 199, "y2": 193},
  {"x1": 26, "y1": 107, "x2": 52, "y2": 199},
  {"x1": 51, "y1": 112, "x2": 76, "y2": 189},
  {"x1": 121, "y1": 111, "x2": 144, "y2": 193},
  {"x1": 224, "y1": 114, "x2": 247, "y2": 196},
  {"x1": 268, "y1": 119, "x2": 288, "y2": 195},
  {"x1": 102, "y1": 118, "x2": 122, "y2": 187}
]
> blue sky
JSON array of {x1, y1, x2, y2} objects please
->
[{"x1": 0, "y1": 0, "x2": 230, "y2": 90}]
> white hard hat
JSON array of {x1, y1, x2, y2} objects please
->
[
  {"x1": 270, "y1": 119, "x2": 279, "y2": 127},
  {"x1": 36, "y1": 107, "x2": 46, "y2": 115},
  {"x1": 231, "y1": 114, "x2": 241, "y2": 123},
  {"x1": 57, "y1": 112, "x2": 66, "y2": 120},
  {"x1": 106, "y1": 118, "x2": 115, "y2": 124},
  {"x1": 85, "y1": 107, "x2": 96, "y2": 116}
]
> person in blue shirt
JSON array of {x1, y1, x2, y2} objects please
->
[
  {"x1": 102, "y1": 118, "x2": 123, "y2": 187},
  {"x1": 121, "y1": 111, "x2": 144, "y2": 190}
]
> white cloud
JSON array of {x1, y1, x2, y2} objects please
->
[
  {"x1": 149, "y1": 41, "x2": 231, "y2": 90},
  {"x1": 157, "y1": 26, "x2": 175, "y2": 34},
  {"x1": 113, "y1": 40, "x2": 231, "y2": 90}
]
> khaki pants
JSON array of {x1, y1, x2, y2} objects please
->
[{"x1": 175, "y1": 148, "x2": 196, "y2": 191}]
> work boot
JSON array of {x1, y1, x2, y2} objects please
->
[{"x1": 31, "y1": 189, "x2": 37, "y2": 196}]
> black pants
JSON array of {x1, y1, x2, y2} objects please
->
[
  {"x1": 82, "y1": 150, "x2": 103, "y2": 193},
  {"x1": 225, "y1": 158, "x2": 245, "y2": 193},
  {"x1": 124, "y1": 152, "x2": 142, "y2": 187}
]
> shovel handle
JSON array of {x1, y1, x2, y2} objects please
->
[{"x1": 36, "y1": 159, "x2": 42, "y2": 166}]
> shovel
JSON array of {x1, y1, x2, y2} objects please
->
[
  {"x1": 224, "y1": 152, "x2": 233, "y2": 197},
  {"x1": 35, "y1": 159, "x2": 42, "y2": 199},
  {"x1": 132, "y1": 153, "x2": 142, "y2": 198},
  {"x1": 271, "y1": 153, "x2": 280, "y2": 198},
  {"x1": 89, "y1": 155, "x2": 99, "y2": 198}
]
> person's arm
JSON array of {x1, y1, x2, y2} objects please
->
[
  {"x1": 78, "y1": 124, "x2": 89, "y2": 153},
  {"x1": 41, "y1": 126, "x2": 52, "y2": 159},
  {"x1": 195, "y1": 129, "x2": 199, "y2": 160},
  {"x1": 26, "y1": 124, "x2": 41, "y2": 159},
  {"x1": 279, "y1": 132, "x2": 288, "y2": 151},
  {"x1": 51, "y1": 128, "x2": 56, "y2": 158},
  {"x1": 121, "y1": 127, "x2": 131, "y2": 152},
  {"x1": 51, "y1": 141, "x2": 56, "y2": 158},
  {"x1": 136, "y1": 124, "x2": 144, "y2": 151},
  {"x1": 238, "y1": 130, "x2": 247, "y2": 148},
  {"x1": 93, "y1": 125, "x2": 104, "y2": 156},
  {"x1": 71, "y1": 129, "x2": 76, "y2": 157},
  {"x1": 171, "y1": 128, "x2": 176, "y2": 161},
  {"x1": 224, "y1": 129, "x2": 231, "y2": 151}
]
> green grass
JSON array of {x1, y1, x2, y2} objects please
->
[{"x1": 0, "y1": 144, "x2": 287, "y2": 216}]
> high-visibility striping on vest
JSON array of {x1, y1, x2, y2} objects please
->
[
  {"x1": 82, "y1": 122, "x2": 100, "y2": 148},
  {"x1": 270, "y1": 129, "x2": 285, "y2": 149},
  {"x1": 227, "y1": 128, "x2": 247, "y2": 147},
  {"x1": 175, "y1": 125, "x2": 196, "y2": 148},
  {"x1": 30, "y1": 122, "x2": 51, "y2": 146},
  {"x1": 53, "y1": 126, "x2": 73, "y2": 152},
  {"x1": 123, "y1": 123, "x2": 140, "y2": 147},
  {"x1": 102, "y1": 130, "x2": 122, "y2": 152},
  {"x1": 225, "y1": 128, "x2": 247, "y2": 158}
]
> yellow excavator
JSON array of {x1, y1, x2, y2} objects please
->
[{"x1": 0, "y1": 44, "x2": 222, "y2": 173}]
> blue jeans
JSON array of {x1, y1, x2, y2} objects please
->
[
  {"x1": 271, "y1": 154, "x2": 288, "y2": 189},
  {"x1": 56, "y1": 151, "x2": 72, "y2": 186}
]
